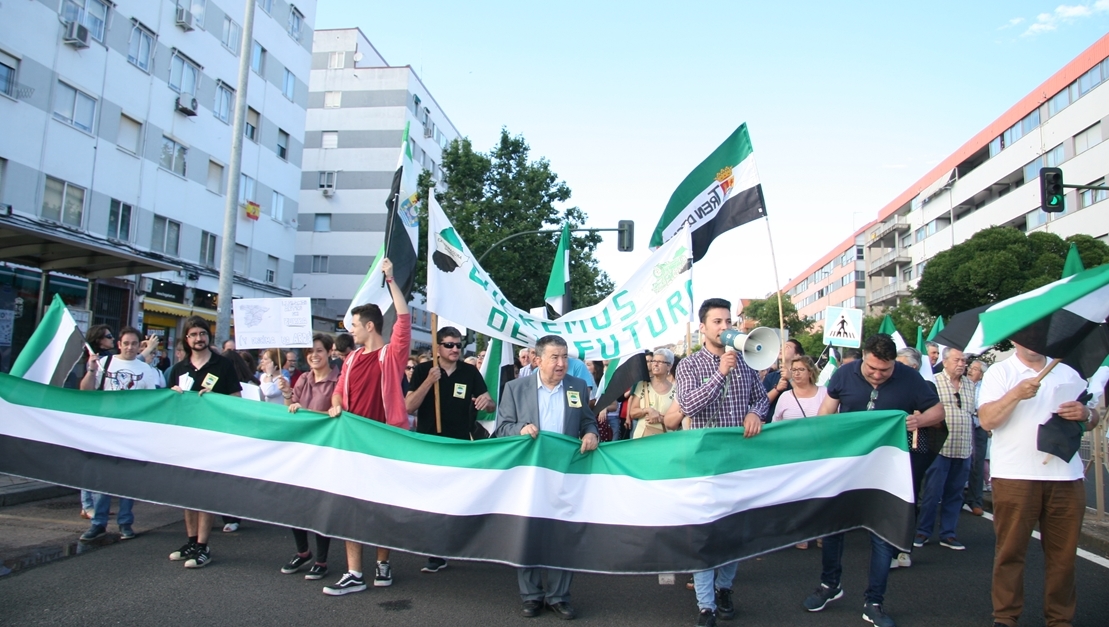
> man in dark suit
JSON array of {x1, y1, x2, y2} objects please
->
[{"x1": 495, "y1": 334, "x2": 600, "y2": 620}]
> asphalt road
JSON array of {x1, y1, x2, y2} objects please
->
[{"x1": 1, "y1": 503, "x2": 1108, "y2": 626}]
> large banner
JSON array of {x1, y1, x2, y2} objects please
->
[
  {"x1": 427, "y1": 195, "x2": 695, "y2": 359},
  {"x1": 0, "y1": 374, "x2": 916, "y2": 573}
]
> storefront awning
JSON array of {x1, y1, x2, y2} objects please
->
[{"x1": 143, "y1": 299, "x2": 217, "y2": 322}]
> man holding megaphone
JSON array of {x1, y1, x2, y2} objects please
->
[{"x1": 666, "y1": 298, "x2": 772, "y2": 627}]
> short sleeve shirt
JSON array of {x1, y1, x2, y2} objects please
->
[
  {"x1": 94, "y1": 356, "x2": 165, "y2": 391},
  {"x1": 826, "y1": 360, "x2": 940, "y2": 450},
  {"x1": 166, "y1": 352, "x2": 240, "y2": 396},
  {"x1": 410, "y1": 361, "x2": 488, "y2": 440},
  {"x1": 337, "y1": 348, "x2": 386, "y2": 422}
]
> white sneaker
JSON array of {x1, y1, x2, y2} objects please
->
[
  {"x1": 222, "y1": 522, "x2": 239, "y2": 533},
  {"x1": 897, "y1": 552, "x2": 912, "y2": 568},
  {"x1": 889, "y1": 558, "x2": 899, "y2": 569}
]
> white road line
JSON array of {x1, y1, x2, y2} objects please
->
[{"x1": 980, "y1": 511, "x2": 1109, "y2": 569}]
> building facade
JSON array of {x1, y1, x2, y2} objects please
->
[
  {"x1": 785, "y1": 34, "x2": 1109, "y2": 328},
  {"x1": 294, "y1": 28, "x2": 459, "y2": 348},
  {"x1": 0, "y1": 0, "x2": 315, "y2": 367}
]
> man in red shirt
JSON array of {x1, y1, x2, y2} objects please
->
[{"x1": 323, "y1": 259, "x2": 410, "y2": 596}]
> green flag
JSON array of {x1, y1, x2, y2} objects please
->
[
  {"x1": 544, "y1": 222, "x2": 572, "y2": 316},
  {"x1": 926, "y1": 316, "x2": 945, "y2": 341},
  {"x1": 877, "y1": 315, "x2": 907, "y2": 349},
  {"x1": 915, "y1": 327, "x2": 925, "y2": 353},
  {"x1": 1062, "y1": 243, "x2": 1085, "y2": 278}
]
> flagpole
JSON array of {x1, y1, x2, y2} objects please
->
[
  {"x1": 763, "y1": 216, "x2": 787, "y2": 363},
  {"x1": 431, "y1": 312, "x2": 442, "y2": 434},
  {"x1": 382, "y1": 185, "x2": 400, "y2": 288},
  {"x1": 686, "y1": 322, "x2": 692, "y2": 356}
]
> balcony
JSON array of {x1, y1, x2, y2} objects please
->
[
  {"x1": 867, "y1": 216, "x2": 910, "y2": 248},
  {"x1": 868, "y1": 281, "x2": 910, "y2": 306},
  {"x1": 868, "y1": 248, "x2": 911, "y2": 277}
]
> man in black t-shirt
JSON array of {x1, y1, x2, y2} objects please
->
[
  {"x1": 404, "y1": 326, "x2": 494, "y2": 573},
  {"x1": 166, "y1": 316, "x2": 240, "y2": 569}
]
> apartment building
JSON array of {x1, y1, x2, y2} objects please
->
[
  {"x1": 785, "y1": 34, "x2": 1109, "y2": 328},
  {"x1": 0, "y1": 0, "x2": 315, "y2": 367}
]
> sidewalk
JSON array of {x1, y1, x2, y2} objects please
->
[{"x1": 0, "y1": 473, "x2": 74, "y2": 507}]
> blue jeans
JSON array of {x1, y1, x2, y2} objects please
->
[
  {"x1": 965, "y1": 426, "x2": 988, "y2": 508},
  {"x1": 81, "y1": 490, "x2": 95, "y2": 511},
  {"x1": 91, "y1": 493, "x2": 134, "y2": 528},
  {"x1": 821, "y1": 532, "x2": 896, "y2": 605},
  {"x1": 693, "y1": 562, "x2": 737, "y2": 611},
  {"x1": 916, "y1": 454, "x2": 972, "y2": 539},
  {"x1": 606, "y1": 415, "x2": 623, "y2": 441}
]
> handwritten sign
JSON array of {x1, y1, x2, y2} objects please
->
[{"x1": 232, "y1": 298, "x2": 313, "y2": 349}]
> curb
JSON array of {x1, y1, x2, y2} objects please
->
[{"x1": 0, "y1": 482, "x2": 77, "y2": 508}]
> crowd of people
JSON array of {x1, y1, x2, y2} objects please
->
[{"x1": 60, "y1": 270, "x2": 1101, "y2": 626}]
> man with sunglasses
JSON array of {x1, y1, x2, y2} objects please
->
[
  {"x1": 405, "y1": 327, "x2": 493, "y2": 573},
  {"x1": 914, "y1": 347, "x2": 975, "y2": 551},
  {"x1": 803, "y1": 334, "x2": 943, "y2": 627}
]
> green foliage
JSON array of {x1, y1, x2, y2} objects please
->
[
  {"x1": 915, "y1": 226, "x2": 1107, "y2": 318},
  {"x1": 740, "y1": 293, "x2": 812, "y2": 338},
  {"x1": 412, "y1": 130, "x2": 614, "y2": 311},
  {"x1": 793, "y1": 331, "x2": 828, "y2": 359}
]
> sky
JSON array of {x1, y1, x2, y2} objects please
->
[{"x1": 316, "y1": 0, "x2": 1109, "y2": 311}]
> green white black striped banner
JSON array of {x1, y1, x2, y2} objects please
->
[{"x1": 0, "y1": 373, "x2": 915, "y2": 573}]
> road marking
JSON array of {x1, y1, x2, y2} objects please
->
[{"x1": 981, "y1": 511, "x2": 1109, "y2": 569}]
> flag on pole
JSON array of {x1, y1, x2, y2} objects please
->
[
  {"x1": 544, "y1": 222, "x2": 572, "y2": 316},
  {"x1": 10, "y1": 294, "x2": 88, "y2": 386},
  {"x1": 878, "y1": 315, "x2": 907, "y2": 350},
  {"x1": 594, "y1": 353, "x2": 650, "y2": 416},
  {"x1": 1062, "y1": 242, "x2": 1085, "y2": 278},
  {"x1": 650, "y1": 124, "x2": 766, "y2": 262},
  {"x1": 342, "y1": 122, "x2": 420, "y2": 330},
  {"x1": 816, "y1": 350, "x2": 838, "y2": 386},
  {"x1": 476, "y1": 338, "x2": 515, "y2": 434},
  {"x1": 915, "y1": 327, "x2": 925, "y2": 353},
  {"x1": 926, "y1": 317, "x2": 945, "y2": 342}
]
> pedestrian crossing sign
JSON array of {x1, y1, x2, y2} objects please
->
[{"x1": 823, "y1": 306, "x2": 862, "y2": 348}]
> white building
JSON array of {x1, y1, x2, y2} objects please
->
[
  {"x1": 0, "y1": 0, "x2": 316, "y2": 364},
  {"x1": 785, "y1": 34, "x2": 1109, "y2": 327},
  {"x1": 295, "y1": 27, "x2": 459, "y2": 348}
]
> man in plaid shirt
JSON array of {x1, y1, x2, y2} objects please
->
[
  {"x1": 668, "y1": 298, "x2": 769, "y2": 627},
  {"x1": 914, "y1": 347, "x2": 976, "y2": 550}
]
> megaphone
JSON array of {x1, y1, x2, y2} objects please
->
[{"x1": 719, "y1": 327, "x2": 781, "y2": 371}]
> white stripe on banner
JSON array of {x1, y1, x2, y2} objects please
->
[{"x1": 0, "y1": 399, "x2": 913, "y2": 526}]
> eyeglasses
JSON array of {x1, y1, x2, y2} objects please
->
[
  {"x1": 439, "y1": 342, "x2": 462, "y2": 349},
  {"x1": 789, "y1": 368, "x2": 808, "y2": 374},
  {"x1": 405, "y1": 366, "x2": 414, "y2": 371},
  {"x1": 648, "y1": 360, "x2": 670, "y2": 365},
  {"x1": 186, "y1": 331, "x2": 209, "y2": 339},
  {"x1": 866, "y1": 388, "x2": 879, "y2": 411},
  {"x1": 102, "y1": 334, "x2": 114, "y2": 340}
]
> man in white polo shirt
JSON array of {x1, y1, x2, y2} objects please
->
[{"x1": 978, "y1": 342, "x2": 1098, "y2": 627}]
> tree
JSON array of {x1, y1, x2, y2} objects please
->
[
  {"x1": 739, "y1": 293, "x2": 812, "y2": 338},
  {"x1": 915, "y1": 226, "x2": 1109, "y2": 318},
  {"x1": 413, "y1": 130, "x2": 613, "y2": 312},
  {"x1": 862, "y1": 300, "x2": 935, "y2": 345}
]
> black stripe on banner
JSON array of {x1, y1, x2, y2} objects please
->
[
  {"x1": 0, "y1": 435, "x2": 915, "y2": 574},
  {"x1": 49, "y1": 330, "x2": 87, "y2": 387},
  {"x1": 690, "y1": 185, "x2": 766, "y2": 262}
]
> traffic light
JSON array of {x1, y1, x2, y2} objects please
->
[
  {"x1": 1040, "y1": 167, "x2": 1065, "y2": 212},
  {"x1": 617, "y1": 220, "x2": 634, "y2": 252}
]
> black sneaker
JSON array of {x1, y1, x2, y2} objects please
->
[
  {"x1": 323, "y1": 572, "x2": 366, "y2": 596},
  {"x1": 715, "y1": 588, "x2": 735, "y2": 620},
  {"x1": 696, "y1": 608, "x2": 717, "y2": 627},
  {"x1": 374, "y1": 560, "x2": 393, "y2": 587},
  {"x1": 79, "y1": 525, "x2": 106, "y2": 543},
  {"x1": 803, "y1": 583, "x2": 844, "y2": 612},
  {"x1": 863, "y1": 602, "x2": 896, "y2": 627},
  {"x1": 305, "y1": 564, "x2": 328, "y2": 580},
  {"x1": 184, "y1": 545, "x2": 211, "y2": 569},
  {"x1": 169, "y1": 541, "x2": 197, "y2": 561},
  {"x1": 118, "y1": 525, "x2": 135, "y2": 540},
  {"x1": 421, "y1": 557, "x2": 448, "y2": 573},
  {"x1": 281, "y1": 553, "x2": 313, "y2": 574}
]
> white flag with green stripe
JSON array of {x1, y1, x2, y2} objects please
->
[
  {"x1": 476, "y1": 338, "x2": 515, "y2": 433},
  {"x1": 10, "y1": 294, "x2": 88, "y2": 386}
]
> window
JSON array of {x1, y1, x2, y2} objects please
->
[
  {"x1": 914, "y1": 227, "x2": 925, "y2": 243},
  {"x1": 1026, "y1": 209, "x2": 1048, "y2": 230},
  {"x1": 1075, "y1": 123, "x2": 1102, "y2": 155},
  {"x1": 214, "y1": 82, "x2": 232, "y2": 123},
  {"x1": 318, "y1": 171, "x2": 336, "y2": 189},
  {"x1": 62, "y1": 0, "x2": 109, "y2": 42},
  {"x1": 245, "y1": 107, "x2": 259, "y2": 141},
  {"x1": 988, "y1": 136, "x2": 1003, "y2": 158},
  {"x1": 221, "y1": 16, "x2": 242, "y2": 54},
  {"x1": 1045, "y1": 143, "x2": 1064, "y2": 167},
  {"x1": 328, "y1": 51, "x2": 344, "y2": 69},
  {"x1": 258, "y1": 0, "x2": 273, "y2": 13},
  {"x1": 312, "y1": 255, "x2": 328, "y2": 273},
  {"x1": 234, "y1": 244, "x2": 248, "y2": 275},
  {"x1": 902, "y1": 267, "x2": 912, "y2": 282},
  {"x1": 265, "y1": 255, "x2": 278, "y2": 283},
  {"x1": 277, "y1": 129, "x2": 289, "y2": 160},
  {"x1": 314, "y1": 213, "x2": 331, "y2": 231},
  {"x1": 152, "y1": 216, "x2": 180, "y2": 256},
  {"x1": 323, "y1": 91, "x2": 341, "y2": 108},
  {"x1": 127, "y1": 23, "x2": 155, "y2": 72},
  {"x1": 271, "y1": 191, "x2": 285, "y2": 222},
  {"x1": 321, "y1": 131, "x2": 338, "y2": 149},
  {"x1": 1049, "y1": 88, "x2": 1070, "y2": 117},
  {"x1": 181, "y1": 0, "x2": 206, "y2": 29},
  {"x1": 53, "y1": 82, "x2": 96, "y2": 132},
  {"x1": 288, "y1": 6, "x2": 303, "y2": 41},
  {"x1": 251, "y1": 41, "x2": 265, "y2": 75},
  {"x1": 200, "y1": 231, "x2": 217, "y2": 267},
  {"x1": 107, "y1": 199, "x2": 132, "y2": 241},
  {"x1": 283, "y1": 69, "x2": 296, "y2": 100},
  {"x1": 207, "y1": 160, "x2": 224, "y2": 194},
  {"x1": 160, "y1": 136, "x2": 187, "y2": 176},
  {"x1": 1080, "y1": 179, "x2": 1107, "y2": 209},
  {"x1": 239, "y1": 174, "x2": 256, "y2": 203},
  {"x1": 916, "y1": 262, "x2": 926, "y2": 277},
  {"x1": 0, "y1": 51, "x2": 16, "y2": 98},
  {"x1": 169, "y1": 53, "x2": 200, "y2": 95},
  {"x1": 117, "y1": 114, "x2": 142, "y2": 153},
  {"x1": 42, "y1": 176, "x2": 85, "y2": 227},
  {"x1": 1078, "y1": 64, "x2": 1102, "y2": 96}
]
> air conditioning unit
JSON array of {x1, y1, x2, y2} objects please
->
[
  {"x1": 321, "y1": 187, "x2": 335, "y2": 197},
  {"x1": 0, "y1": 203, "x2": 12, "y2": 217},
  {"x1": 424, "y1": 124, "x2": 434, "y2": 138},
  {"x1": 139, "y1": 277, "x2": 154, "y2": 294},
  {"x1": 175, "y1": 7, "x2": 196, "y2": 31},
  {"x1": 63, "y1": 21, "x2": 90, "y2": 48},
  {"x1": 175, "y1": 93, "x2": 199, "y2": 116}
]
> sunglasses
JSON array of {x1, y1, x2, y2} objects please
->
[
  {"x1": 405, "y1": 366, "x2": 414, "y2": 371},
  {"x1": 866, "y1": 388, "x2": 879, "y2": 411},
  {"x1": 439, "y1": 342, "x2": 462, "y2": 349},
  {"x1": 953, "y1": 391, "x2": 962, "y2": 409}
]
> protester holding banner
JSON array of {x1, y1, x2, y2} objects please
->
[
  {"x1": 764, "y1": 338, "x2": 805, "y2": 422},
  {"x1": 628, "y1": 348, "x2": 675, "y2": 438},
  {"x1": 771, "y1": 355, "x2": 826, "y2": 421},
  {"x1": 166, "y1": 316, "x2": 242, "y2": 569},
  {"x1": 670, "y1": 298, "x2": 769, "y2": 627},
  {"x1": 324, "y1": 258, "x2": 410, "y2": 596},
  {"x1": 280, "y1": 333, "x2": 339, "y2": 582}
]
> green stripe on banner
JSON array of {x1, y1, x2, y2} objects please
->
[
  {"x1": 977, "y1": 263, "x2": 1109, "y2": 347},
  {"x1": 9, "y1": 294, "x2": 67, "y2": 378},
  {"x1": 0, "y1": 373, "x2": 907, "y2": 480}
]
